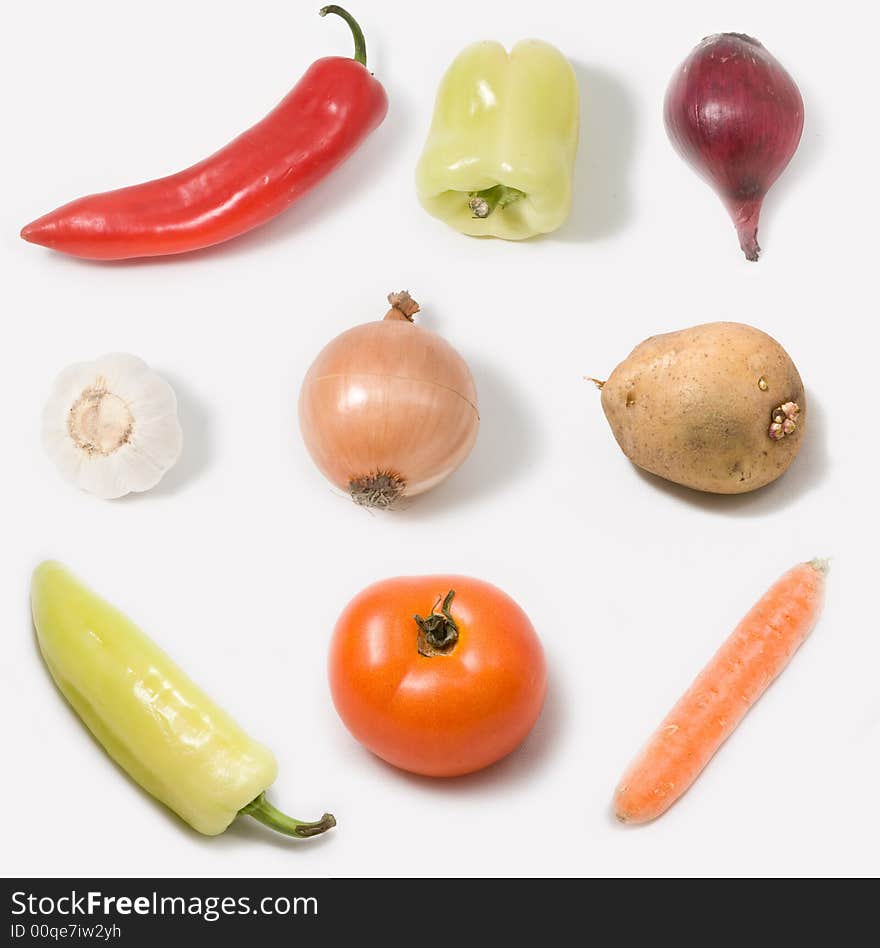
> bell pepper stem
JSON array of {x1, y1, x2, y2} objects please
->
[
  {"x1": 239, "y1": 792, "x2": 336, "y2": 839},
  {"x1": 319, "y1": 6, "x2": 367, "y2": 67},
  {"x1": 467, "y1": 185, "x2": 526, "y2": 219}
]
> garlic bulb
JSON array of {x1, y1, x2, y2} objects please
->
[{"x1": 42, "y1": 353, "x2": 183, "y2": 499}]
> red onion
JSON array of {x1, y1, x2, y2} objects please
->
[{"x1": 664, "y1": 33, "x2": 804, "y2": 261}]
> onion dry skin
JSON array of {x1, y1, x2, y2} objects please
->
[{"x1": 298, "y1": 291, "x2": 479, "y2": 508}]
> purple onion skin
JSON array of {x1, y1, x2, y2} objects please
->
[{"x1": 664, "y1": 33, "x2": 804, "y2": 261}]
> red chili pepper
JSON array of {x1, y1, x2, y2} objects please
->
[{"x1": 20, "y1": 6, "x2": 387, "y2": 260}]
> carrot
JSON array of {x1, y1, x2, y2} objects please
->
[{"x1": 614, "y1": 558, "x2": 828, "y2": 824}]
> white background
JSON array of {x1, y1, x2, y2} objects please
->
[{"x1": 2, "y1": 0, "x2": 877, "y2": 879}]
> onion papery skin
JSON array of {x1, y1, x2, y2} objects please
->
[
  {"x1": 664, "y1": 33, "x2": 804, "y2": 261},
  {"x1": 298, "y1": 320, "x2": 479, "y2": 506}
]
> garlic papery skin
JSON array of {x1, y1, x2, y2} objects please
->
[{"x1": 42, "y1": 353, "x2": 183, "y2": 499}]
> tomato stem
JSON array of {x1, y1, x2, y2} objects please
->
[
  {"x1": 319, "y1": 6, "x2": 368, "y2": 67},
  {"x1": 415, "y1": 590, "x2": 459, "y2": 656}
]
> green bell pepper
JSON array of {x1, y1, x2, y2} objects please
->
[
  {"x1": 416, "y1": 39, "x2": 579, "y2": 239},
  {"x1": 31, "y1": 561, "x2": 335, "y2": 839}
]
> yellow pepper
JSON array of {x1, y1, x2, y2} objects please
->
[
  {"x1": 31, "y1": 561, "x2": 334, "y2": 839},
  {"x1": 416, "y1": 39, "x2": 579, "y2": 239}
]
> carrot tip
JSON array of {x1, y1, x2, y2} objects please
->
[{"x1": 809, "y1": 557, "x2": 831, "y2": 575}]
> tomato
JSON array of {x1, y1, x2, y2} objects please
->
[{"x1": 328, "y1": 575, "x2": 546, "y2": 777}]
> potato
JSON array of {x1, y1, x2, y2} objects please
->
[{"x1": 597, "y1": 322, "x2": 805, "y2": 494}]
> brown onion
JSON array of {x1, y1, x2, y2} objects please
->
[
  {"x1": 664, "y1": 33, "x2": 804, "y2": 261},
  {"x1": 298, "y1": 291, "x2": 479, "y2": 508}
]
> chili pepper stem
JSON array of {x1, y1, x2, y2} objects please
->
[
  {"x1": 239, "y1": 792, "x2": 336, "y2": 839},
  {"x1": 467, "y1": 184, "x2": 527, "y2": 219},
  {"x1": 319, "y1": 6, "x2": 368, "y2": 67},
  {"x1": 415, "y1": 589, "x2": 460, "y2": 656}
]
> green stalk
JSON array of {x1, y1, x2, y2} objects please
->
[
  {"x1": 467, "y1": 184, "x2": 527, "y2": 219},
  {"x1": 319, "y1": 6, "x2": 368, "y2": 67},
  {"x1": 240, "y1": 793, "x2": 336, "y2": 839}
]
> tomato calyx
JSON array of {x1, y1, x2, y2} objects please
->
[{"x1": 415, "y1": 589, "x2": 459, "y2": 657}]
